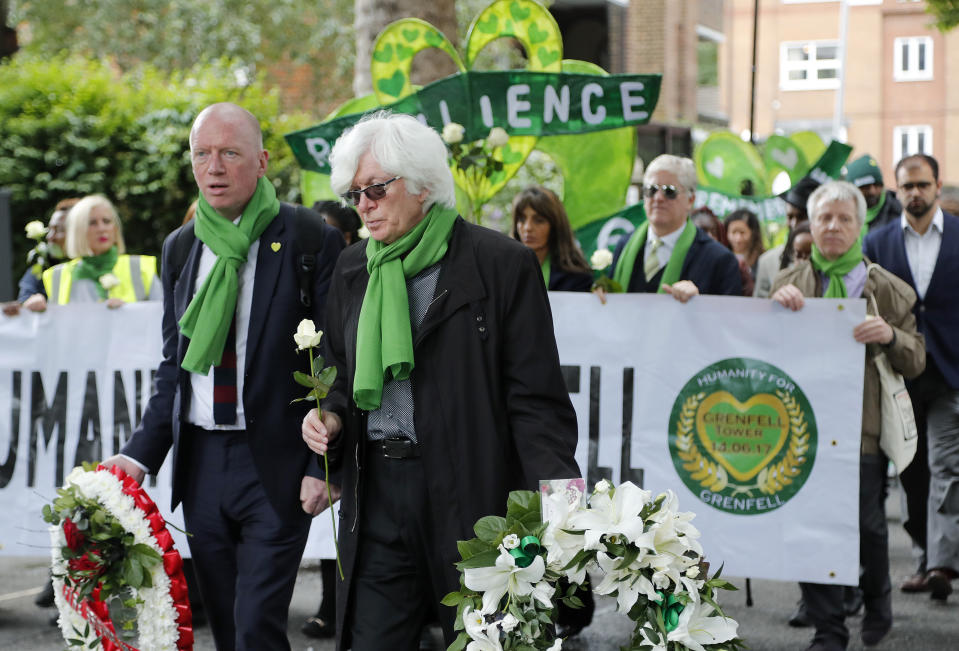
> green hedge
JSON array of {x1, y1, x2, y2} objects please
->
[{"x1": 0, "y1": 54, "x2": 314, "y2": 287}]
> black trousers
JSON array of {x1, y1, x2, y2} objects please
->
[
  {"x1": 182, "y1": 428, "x2": 311, "y2": 651},
  {"x1": 801, "y1": 454, "x2": 891, "y2": 649},
  {"x1": 347, "y1": 447, "x2": 449, "y2": 651}
]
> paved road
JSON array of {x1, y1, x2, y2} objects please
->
[{"x1": 2, "y1": 484, "x2": 956, "y2": 650}]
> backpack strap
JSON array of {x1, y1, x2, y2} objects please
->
[{"x1": 292, "y1": 204, "x2": 330, "y2": 309}]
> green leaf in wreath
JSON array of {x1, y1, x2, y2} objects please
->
[
  {"x1": 372, "y1": 43, "x2": 393, "y2": 63},
  {"x1": 454, "y1": 548, "x2": 500, "y2": 570},
  {"x1": 473, "y1": 515, "x2": 508, "y2": 543},
  {"x1": 456, "y1": 537, "x2": 489, "y2": 560},
  {"x1": 440, "y1": 590, "x2": 465, "y2": 606},
  {"x1": 376, "y1": 70, "x2": 406, "y2": 98},
  {"x1": 448, "y1": 632, "x2": 469, "y2": 651}
]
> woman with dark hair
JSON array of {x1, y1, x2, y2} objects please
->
[
  {"x1": 781, "y1": 221, "x2": 813, "y2": 269},
  {"x1": 724, "y1": 208, "x2": 765, "y2": 275},
  {"x1": 511, "y1": 186, "x2": 593, "y2": 292},
  {"x1": 314, "y1": 199, "x2": 363, "y2": 245}
]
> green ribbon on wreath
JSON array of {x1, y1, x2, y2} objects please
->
[
  {"x1": 655, "y1": 590, "x2": 685, "y2": 632},
  {"x1": 508, "y1": 535, "x2": 541, "y2": 568}
]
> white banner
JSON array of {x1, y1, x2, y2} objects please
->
[{"x1": 1, "y1": 295, "x2": 865, "y2": 584}]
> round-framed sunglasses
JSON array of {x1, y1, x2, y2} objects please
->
[
  {"x1": 643, "y1": 184, "x2": 682, "y2": 200},
  {"x1": 342, "y1": 176, "x2": 401, "y2": 206}
]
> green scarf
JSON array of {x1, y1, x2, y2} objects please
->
[
  {"x1": 179, "y1": 177, "x2": 280, "y2": 375},
  {"x1": 810, "y1": 238, "x2": 864, "y2": 298},
  {"x1": 860, "y1": 190, "x2": 886, "y2": 239},
  {"x1": 353, "y1": 203, "x2": 459, "y2": 410},
  {"x1": 541, "y1": 255, "x2": 551, "y2": 288},
  {"x1": 612, "y1": 219, "x2": 697, "y2": 292},
  {"x1": 73, "y1": 246, "x2": 119, "y2": 300}
]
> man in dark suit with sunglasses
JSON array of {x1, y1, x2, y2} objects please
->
[{"x1": 610, "y1": 154, "x2": 741, "y2": 299}]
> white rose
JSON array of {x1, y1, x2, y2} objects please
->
[
  {"x1": 686, "y1": 565, "x2": 700, "y2": 579},
  {"x1": 358, "y1": 225, "x2": 371, "y2": 240},
  {"x1": 442, "y1": 122, "x2": 465, "y2": 145},
  {"x1": 293, "y1": 319, "x2": 323, "y2": 350},
  {"x1": 25, "y1": 220, "x2": 47, "y2": 239},
  {"x1": 594, "y1": 478, "x2": 612, "y2": 494},
  {"x1": 98, "y1": 273, "x2": 120, "y2": 290},
  {"x1": 502, "y1": 533, "x2": 520, "y2": 550},
  {"x1": 590, "y1": 248, "x2": 613, "y2": 271},
  {"x1": 500, "y1": 613, "x2": 518, "y2": 632},
  {"x1": 486, "y1": 127, "x2": 509, "y2": 147}
]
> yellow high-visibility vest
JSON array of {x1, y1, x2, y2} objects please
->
[{"x1": 42, "y1": 255, "x2": 158, "y2": 304}]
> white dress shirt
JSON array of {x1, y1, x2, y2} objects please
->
[
  {"x1": 901, "y1": 207, "x2": 943, "y2": 300},
  {"x1": 644, "y1": 222, "x2": 686, "y2": 274},
  {"x1": 187, "y1": 237, "x2": 259, "y2": 430}
]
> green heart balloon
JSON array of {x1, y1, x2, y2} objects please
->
[
  {"x1": 695, "y1": 132, "x2": 767, "y2": 197},
  {"x1": 763, "y1": 134, "x2": 808, "y2": 191}
]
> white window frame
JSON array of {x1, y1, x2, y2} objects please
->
[
  {"x1": 780, "y1": 41, "x2": 841, "y2": 91},
  {"x1": 893, "y1": 125, "x2": 933, "y2": 163},
  {"x1": 894, "y1": 36, "x2": 933, "y2": 81}
]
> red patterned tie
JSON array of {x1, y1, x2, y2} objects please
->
[{"x1": 212, "y1": 318, "x2": 237, "y2": 425}]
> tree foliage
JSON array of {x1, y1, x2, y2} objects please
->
[
  {"x1": 926, "y1": 0, "x2": 959, "y2": 31},
  {"x1": 0, "y1": 54, "x2": 314, "y2": 281}
]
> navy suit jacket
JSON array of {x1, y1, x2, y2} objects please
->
[
  {"x1": 123, "y1": 203, "x2": 345, "y2": 520},
  {"x1": 864, "y1": 211, "x2": 959, "y2": 389},
  {"x1": 611, "y1": 223, "x2": 743, "y2": 296}
]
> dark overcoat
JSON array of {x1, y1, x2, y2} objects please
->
[{"x1": 322, "y1": 216, "x2": 581, "y2": 647}]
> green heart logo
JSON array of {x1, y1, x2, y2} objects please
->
[
  {"x1": 537, "y1": 48, "x2": 560, "y2": 67},
  {"x1": 527, "y1": 22, "x2": 548, "y2": 45},
  {"x1": 372, "y1": 43, "x2": 393, "y2": 63},
  {"x1": 705, "y1": 156, "x2": 724, "y2": 179},
  {"x1": 376, "y1": 70, "x2": 406, "y2": 98},
  {"x1": 395, "y1": 43, "x2": 413, "y2": 60},
  {"x1": 424, "y1": 30, "x2": 444, "y2": 47},
  {"x1": 510, "y1": 1, "x2": 531, "y2": 21},
  {"x1": 696, "y1": 392, "x2": 790, "y2": 482},
  {"x1": 402, "y1": 28, "x2": 420, "y2": 43},
  {"x1": 771, "y1": 148, "x2": 798, "y2": 170},
  {"x1": 476, "y1": 14, "x2": 499, "y2": 34}
]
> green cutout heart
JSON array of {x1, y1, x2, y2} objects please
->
[
  {"x1": 376, "y1": 70, "x2": 406, "y2": 98},
  {"x1": 696, "y1": 392, "x2": 790, "y2": 482},
  {"x1": 476, "y1": 14, "x2": 499, "y2": 34},
  {"x1": 424, "y1": 30, "x2": 444, "y2": 48},
  {"x1": 537, "y1": 48, "x2": 560, "y2": 67},
  {"x1": 372, "y1": 43, "x2": 393, "y2": 63},
  {"x1": 528, "y1": 22, "x2": 548, "y2": 45},
  {"x1": 402, "y1": 28, "x2": 420, "y2": 43},
  {"x1": 395, "y1": 43, "x2": 413, "y2": 60},
  {"x1": 510, "y1": 0, "x2": 531, "y2": 21}
]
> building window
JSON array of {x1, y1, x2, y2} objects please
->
[
  {"x1": 893, "y1": 125, "x2": 933, "y2": 162},
  {"x1": 780, "y1": 41, "x2": 840, "y2": 90},
  {"x1": 894, "y1": 36, "x2": 933, "y2": 81}
]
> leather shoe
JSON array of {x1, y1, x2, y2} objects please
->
[
  {"x1": 862, "y1": 622, "x2": 891, "y2": 646},
  {"x1": 926, "y1": 569, "x2": 953, "y2": 601},
  {"x1": 789, "y1": 600, "x2": 812, "y2": 628},
  {"x1": 301, "y1": 616, "x2": 335, "y2": 638},
  {"x1": 900, "y1": 572, "x2": 930, "y2": 593}
]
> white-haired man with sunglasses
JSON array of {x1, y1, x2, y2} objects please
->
[
  {"x1": 301, "y1": 112, "x2": 580, "y2": 650},
  {"x1": 609, "y1": 154, "x2": 741, "y2": 299}
]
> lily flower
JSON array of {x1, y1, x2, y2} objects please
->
[
  {"x1": 462, "y1": 606, "x2": 503, "y2": 651},
  {"x1": 465, "y1": 550, "x2": 546, "y2": 614},
  {"x1": 666, "y1": 600, "x2": 739, "y2": 651},
  {"x1": 568, "y1": 481, "x2": 655, "y2": 551}
]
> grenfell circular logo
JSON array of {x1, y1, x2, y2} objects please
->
[{"x1": 668, "y1": 358, "x2": 816, "y2": 515}]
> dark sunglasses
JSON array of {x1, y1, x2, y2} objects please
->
[
  {"x1": 342, "y1": 177, "x2": 400, "y2": 206},
  {"x1": 643, "y1": 184, "x2": 682, "y2": 200}
]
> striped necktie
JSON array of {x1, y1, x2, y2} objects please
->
[
  {"x1": 645, "y1": 238, "x2": 663, "y2": 281},
  {"x1": 212, "y1": 318, "x2": 237, "y2": 425}
]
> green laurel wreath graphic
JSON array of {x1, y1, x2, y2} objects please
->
[{"x1": 675, "y1": 390, "x2": 810, "y2": 498}]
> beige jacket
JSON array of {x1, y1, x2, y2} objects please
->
[{"x1": 771, "y1": 260, "x2": 925, "y2": 455}]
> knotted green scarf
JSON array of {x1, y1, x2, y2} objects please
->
[
  {"x1": 612, "y1": 219, "x2": 697, "y2": 292},
  {"x1": 353, "y1": 203, "x2": 459, "y2": 410},
  {"x1": 73, "y1": 246, "x2": 119, "y2": 300},
  {"x1": 540, "y1": 255, "x2": 551, "y2": 288},
  {"x1": 810, "y1": 238, "x2": 864, "y2": 298},
  {"x1": 179, "y1": 177, "x2": 280, "y2": 375}
]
